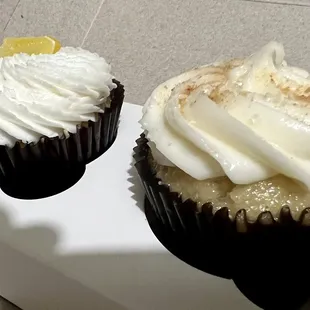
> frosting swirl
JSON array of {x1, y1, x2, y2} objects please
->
[
  {"x1": 0, "y1": 47, "x2": 115, "y2": 146},
  {"x1": 141, "y1": 42, "x2": 310, "y2": 190}
]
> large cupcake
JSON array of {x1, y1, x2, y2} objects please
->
[
  {"x1": 134, "y1": 42, "x2": 310, "y2": 309},
  {"x1": 0, "y1": 37, "x2": 124, "y2": 198}
]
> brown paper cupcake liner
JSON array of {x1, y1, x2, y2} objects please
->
[{"x1": 134, "y1": 134, "x2": 310, "y2": 309}]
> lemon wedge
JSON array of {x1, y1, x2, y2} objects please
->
[{"x1": 0, "y1": 36, "x2": 61, "y2": 57}]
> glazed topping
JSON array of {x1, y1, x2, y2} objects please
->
[
  {"x1": 141, "y1": 42, "x2": 310, "y2": 189},
  {"x1": 0, "y1": 38, "x2": 115, "y2": 146}
]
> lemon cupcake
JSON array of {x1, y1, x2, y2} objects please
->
[
  {"x1": 134, "y1": 42, "x2": 310, "y2": 309},
  {"x1": 0, "y1": 37, "x2": 124, "y2": 198}
]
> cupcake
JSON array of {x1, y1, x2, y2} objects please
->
[
  {"x1": 134, "y1": 42, "x2": 310, "y2": 309},
  {"x1": 0, "y1": 37, "x2": 124, "y2": 198}
]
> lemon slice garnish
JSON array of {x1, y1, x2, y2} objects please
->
[{"x1": 0, "y1": 36, "x2": 61, "y2": 57}]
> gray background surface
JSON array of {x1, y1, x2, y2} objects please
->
[
  {"x1": 1, "y1": 0, "x2": 310, "y2": 309},
  {"x1": 1, "y1": 0, "x2": 310, "y2": 105}
]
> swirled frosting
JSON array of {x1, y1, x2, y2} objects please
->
[
  {"x1": 141, "y1": 42, "x2": 310, "y2": 190},
  {"x1": 0, "y1": 47, "x2": 115, "y2": 146}
]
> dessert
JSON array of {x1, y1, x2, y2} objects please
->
[
  {"x1": 137, "y1": 41, "x2": 310, "y2": 223},
  {"x1": 134, "y1": 42, "x2": 310, "y2": 309},
  {"x1": 0, "y1": 37, "x2": 124, "y2": 198}
]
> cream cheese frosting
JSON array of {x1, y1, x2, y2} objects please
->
[
  {"x1": 141, "y1": 42, "x2": 310, "y2": 190},
  {"x1": 0, "y1": 47, "x2": 115, "y2": 146}
]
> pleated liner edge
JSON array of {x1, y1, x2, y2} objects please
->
[{"x1": 134, "y1": 134, "x2": 310, "y2": 233}]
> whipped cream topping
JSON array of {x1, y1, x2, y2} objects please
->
[
  {"x1": 0, "y1": 47, "x2": 115, "y2": 146},
  {"x1": 141, "y1": 42, "x2": 310, "y2": 189}
]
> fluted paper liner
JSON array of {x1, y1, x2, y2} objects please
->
[{"x1": 134, "y1": 134, "x2": 310, "y2": 309}]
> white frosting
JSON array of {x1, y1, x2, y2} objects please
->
[
  {"x1": 141, "y1": 42, "x2": 310, "y2": 190},
  {"x1": 0, "y1": 47, "x2": 115, "y2": 146}
]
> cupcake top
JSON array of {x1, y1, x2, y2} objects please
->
[
  {"x1": 0, "y1": 37, "x2": 115, "y2": 146},
  {"x1": 141, "y1": 42, "x2": 310, "y2": 190}
]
